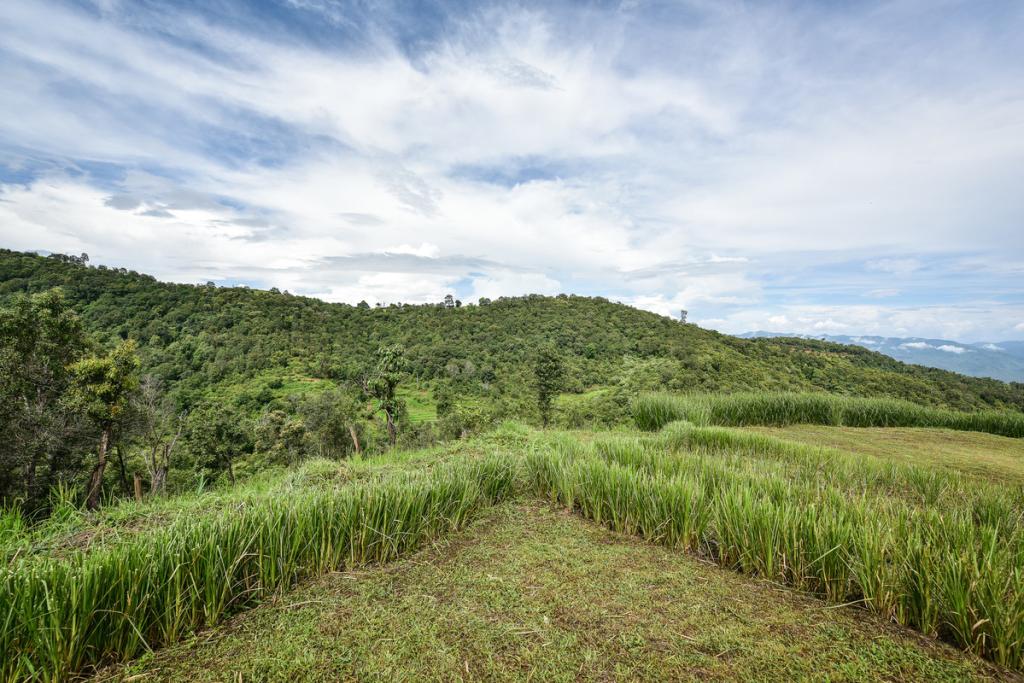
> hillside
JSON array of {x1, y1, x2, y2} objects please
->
[
  {"x1": 742, "y1": 331, "x2": 1024, "y2": 383},
  {"x1": 2, "y1": 249, "x2": 1022, "y2": 417}
]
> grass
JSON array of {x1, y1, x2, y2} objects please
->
[
  {"x1": 6, "y1": 418, "x2": 1024, "y2": 679},
  {"x1": 0, "y1": 456, "x2": 516, "y2": 682},
  {"x1": 397, "y1": 385, "x2": 438, "y2": 423},
  {"x1": 747, "y1": 425, "x2": 1024, "y2": 484},
  {"x1": 634, "y1": 391, "x2": 1024, "y2": 437},
  {"x1": 527, "y1": 429, "x2": 1024, "y2": 671},
  {"x1": 98, "y1": 502, "x2": 1004, "y2": 682}
]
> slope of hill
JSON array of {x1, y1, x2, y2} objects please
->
[
  {"x1": 741, "y1": 332, "x2": 1024, "y2": 383},
  {"x1": 2, "y1": 248, "x2": 1022, "y2": 415}
]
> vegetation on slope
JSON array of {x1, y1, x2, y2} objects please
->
[
  {"x1": 104, "y1": 502, "x2": 1002, "y2": 682},
  {"x1": 4, "y1": 422, "x2": 1024, "y2": 678},
  {"x1": 634, "y1": 391, "x2": 1024, "y2": 437},
  {"x1": 3, "y1": 249, "x2": 1022, "y2": 418},
  {"x1": 0, "y1": 454, "x2": 517, "y2": 681},
  {"x1": 4, "y1": 247, "x2": 1023, "y2": 513},
  {"x1": 529, "y1": 425, "x2": 1024, "y2": 670}
]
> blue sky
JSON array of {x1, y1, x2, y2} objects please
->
[{"x1": 0, "y1": 0, "x2": 1022, "y2": 341}]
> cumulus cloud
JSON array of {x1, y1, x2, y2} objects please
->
[
  {"x1": 0, "y1": 0, "x2": 1021, "y2": 339},
  {"x1": 936, "y1": 344, "x2": 967, "y2": 354}
]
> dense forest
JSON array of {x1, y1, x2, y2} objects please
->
[{"x1": 3, "y1": 247, "x2": 1022, "y2": 512}]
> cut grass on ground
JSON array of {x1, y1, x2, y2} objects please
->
[
  {"x1": 746, "y1": 425, "x2": 1024, "y2": 485},
  {"x1": 100, "y1": 502, "x2": 1014, "y2": 683}
]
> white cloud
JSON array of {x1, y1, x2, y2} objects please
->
[
  {"x1": 900, "y1": 341, "x2": 932, "y2": 350},
  {"x1": 0, "y1": 1, "x2": 1021, "y2": 338},
  {"x1": 385, "y1": 243, "x2": 441, "y2": 258},
  {"x1": 468, "y1": 272, "x2": 561, "y2": 302},
  {"x1": 936, "y1": 344, "x2": 967, "y2": 354}
]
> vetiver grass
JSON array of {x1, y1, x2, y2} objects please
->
[
  {"x1": 105, "y1": 501, "x2": 999, "y2": 682},
  {"x1": 5, "y1": 420, "x2": 1024, "y2": 679},
  {"x1": 633, "y1": 391, "x2": 1024, "y2": 437},
  {"x1": 0, "y1": 456, "x2": 517, "y2": 682},
  {"x1": 526, "y1": 432, "x2": 1024, "y2": 671}
]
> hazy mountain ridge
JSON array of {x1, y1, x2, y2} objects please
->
[{"x1": 741, "y1": 332, "x2": 1024, "y2": 383}]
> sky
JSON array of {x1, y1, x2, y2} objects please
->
[{"x1": 0, "y1": 0, "x2": 1022, "y2": 342}]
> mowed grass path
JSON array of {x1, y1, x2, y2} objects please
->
[
  {"x1": 747, "y1": 425, "x2": 1024, "y2": 484},
  {"x1": 99, "y1": 503, "x2": 1012, "y2": 682}
]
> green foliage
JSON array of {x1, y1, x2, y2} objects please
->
[
  {"x1": 183, "y1": 403, "x2": 253, "y2": 484},
  {"x1": 68, "y1": 340, "x2": 140, "y2": 429},
  {"x1": 0, "y1": 456, "x2": 517, "y2": 682},
  {"x1": 526, "y1": 429, "x2": 1024, "y2": 670},
  {"x1": 3, "y1": 248, "x2": 1024, "y2": 511},
  {"x1": 298, "y1": 389, "x2": 365, "y2": 459},
  {"x1": 634, "y1": 391, "x2": 1024, "y2": 437},
  {"x1": 533, "y1": 345, "x2": 565, "y2": 426},
  {"x1": 2, "y1": 249, "x2": 1021, "y2": 424},
  {"x1": 253, "y1": 410, "x2": 307, "y2": 467},
  {"x1": 369, "y1": 344, "x2": 406, "y2": 446},
  {"x1": 437, "y1": 400, "x2": 490, "y2": 440},
  {"x1": 0, "y1": 290, "x2": 91, "y2": 510}
]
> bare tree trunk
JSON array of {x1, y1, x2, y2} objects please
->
[
  {"x1": 348, "y1": 424, "x2": 361, "y2": 455},
  {"x1": 225, "y1": 457, "x2": 235, "y2": 485},
  {"x1": 151, "y1": 465, "x2": 167, "y2": 494},
  {"x1": 115, "y1": 444, "x2": 131, "y2": 495},
  {"x1": 23, "y1": 456, "x2": 37, "y2": 506},
  {"x1": 86, "y1": 428, "x2": 110, "y2": 510},
  {"x1": 385, "y1": 410, "x2": 396, "y2": 447},
  {"x1": 133, "y1": 472, "x2": 143, "y2": 502}
]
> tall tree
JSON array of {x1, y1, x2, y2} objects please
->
[
  {"x1": 0, "y1": 290, "x2": 89, "y2": 509},
  {"x1": 533, "y1": 345, "x2": 565, "y2": 427},
  {"x1": 184, "y1": 403, "x2": 251, "y2": 485},
  {"x1": 299, "y1": 389, "x2": 365, "y2": 458},
  {"x1": 369, "y1": 344, "x2": 405, "y2": 447},
  {"x1": 68, "y1": 340, "x2": 140, "y2": 509},
  {"x1": 133, "y1": 375, "x2": 185, "y2": 494}
]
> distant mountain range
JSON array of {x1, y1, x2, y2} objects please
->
[{"x1": 739, "y1": 332, "x2": 1024, "y2": 383}]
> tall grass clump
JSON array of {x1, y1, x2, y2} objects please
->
[
  {"x1": 633, "y1": 391, "x2": 1024, "y2": 438},
  {"x1": 527, "y1": 439, "x2": 1024, "y2": 671},
  {"x1": 0, "y1": 456, "x2": 518, "y2": 682}
]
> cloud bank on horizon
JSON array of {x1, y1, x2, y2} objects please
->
[{"x1": 0, "y1": 0, "x2": 1022, "y2": 341}]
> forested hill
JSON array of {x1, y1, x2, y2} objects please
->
[{"x1": 2, "y1": 248, "x2": 1022, "y2": 414}]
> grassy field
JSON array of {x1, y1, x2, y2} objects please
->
[
  {"x1": 5, "y1": 415, "x2": 1024, "y2": 680},
  {"x1": 397, "y1": 385, "x2": 438, "y2": 423},
  {"x1": 747, "y1": 425, "x2": 1024, "y2": 484},
  {"x1": 99, "y1": 502, "x2": 1007, "y2": 682}
]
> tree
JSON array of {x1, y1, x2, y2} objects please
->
[
  {"x1": 533, "y1": 345, "x2": 564, "y2": 427},
  {"x1": 369, "y1": 344, "x2": 405, "y2": 447},
  {"x1": 254, "y1": 409, "x2": 307, "y2": 466},
  {"x1": 299, "y1": 389, "x2": 365, "y2": 458},
  {"x1": 184, "y1": 403, "x2": 250, "y2": 484},
  {"x1": 68, "y1": 340, "x2": 140, "y2": 509},
  {"x1": 133, "y1": 375, "x2": 185, "y2": 494},
  {"x1": 0, "y1": 290, "x2": 90, "y2": 510}
]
